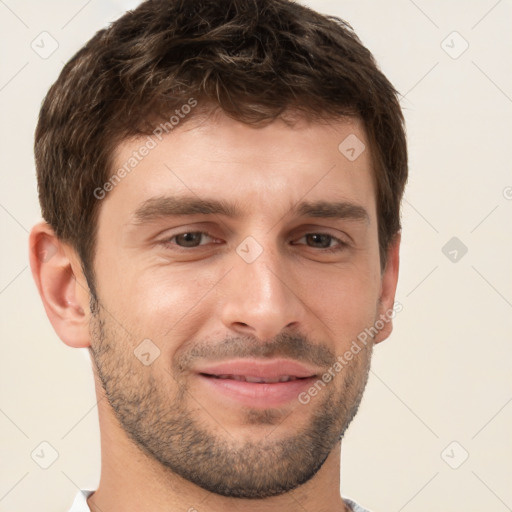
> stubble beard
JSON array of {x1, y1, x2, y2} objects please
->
[{"x1": 88, "y1": 300, "x2": 373, "y2": 499}]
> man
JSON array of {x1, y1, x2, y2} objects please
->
[{"x1": 29, "y1": 0, "x2": 407, "y2": 510}]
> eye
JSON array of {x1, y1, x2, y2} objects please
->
[
  {"x1": 160, "y1": 231, "x2": 218, "y2": 249},
  {"x1": 159, "y1": 231, "x2": 347, "y2": 253},
  {"x1": 293, "y1": 233, "x2": 348, "y2": 252}
]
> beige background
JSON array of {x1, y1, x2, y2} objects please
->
[{"x1": 1, "y1": 1, "x2": 511, "y2": 511}]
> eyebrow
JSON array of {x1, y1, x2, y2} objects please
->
[{"x1": 132, "y1": 195, "x2": 369, "y2": 225}]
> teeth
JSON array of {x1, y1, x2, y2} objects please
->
[
  {"x1": 213, "y1": 374, "x2": 297, "y2": 383},
  {"x1": 244, "y1": 376, "x2": 266, "y2": 383}
]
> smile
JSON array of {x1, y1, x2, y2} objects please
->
[
  {"x1": 204, "y1": 374, "x2": 307, "y2": 383},
  {"x1": 194, "y1": 359, "x2": 320, "y2": 408}
]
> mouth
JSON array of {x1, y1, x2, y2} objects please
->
[
  {"x1": 195, "y1": 359, "x2": 320, "y2": 408},
  {"x1": 202, "y1": 374, "x2": 308, "y2": 383}
]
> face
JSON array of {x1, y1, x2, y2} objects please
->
[{"x1": 88, "y1": 111, "x2": 396, "y2": 498}]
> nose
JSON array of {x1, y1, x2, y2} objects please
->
[{"x1": 219, "y1": 241, "x2": 306, "y2": 342}]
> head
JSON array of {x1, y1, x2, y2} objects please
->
[{"x1": 30, "y1": 0, "x2": 407, "y2": 500}]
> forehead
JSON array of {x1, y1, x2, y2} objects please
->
[{"x1": 103, "y1": 112, "x2": 376, "y2": 224}]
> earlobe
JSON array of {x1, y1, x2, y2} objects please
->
[
  {"x1": 29, "y1": 222, "x2": 91, "y2": 348},
  {"x1": 373, "y1": 232, "x2": 401, "y2": 344}
]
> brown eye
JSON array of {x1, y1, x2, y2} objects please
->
[
  {"x1": 292, "y1": 233, "x2": 348, "y2": 253},
  {"x1": 161, "y1": 231, "x2": 217, "y2": 250},
  {"x1": 174, "y1": 232, "x2": 204, "y2": 247},
  {"x1": 305, "y1": 234, "x2": 334, "y2": 249}
]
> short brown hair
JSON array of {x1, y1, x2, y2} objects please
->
[{"x1": 35, "y1": 0, "x2": 407, "y2": 298}]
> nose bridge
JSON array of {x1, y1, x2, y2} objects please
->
[{"x1": 220, "y1": 234, "x2": 304, "y2": 341}]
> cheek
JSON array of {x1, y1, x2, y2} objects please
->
[
  {"x1": 99, "y1": 259, "x2": 220, "y2": 343},
  {"x1": 303, "y1": 259, "x2": 381, "y2": 344}
]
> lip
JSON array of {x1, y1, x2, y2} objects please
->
[
  {"x1": 196, "y1": 358, "x2": 319, "y2": 379},
  {"x1": 195, "y1": 358, "x2": 320, "y2": 408}
]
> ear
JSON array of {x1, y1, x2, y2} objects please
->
[
  {"x1": 29, "y1": 221, "x2": 92, "y2": 348},
  {"x1": 373, "y1": 232, "x2": 401, "y2": 344}
]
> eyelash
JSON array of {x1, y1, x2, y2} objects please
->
[{"x1": 159, "y1": 231, "x2": 348, "y2": 253}]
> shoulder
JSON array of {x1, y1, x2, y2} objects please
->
[
  {"x1": 344, "y1": 496, "x2": 373, "y2": 512},
  {"x1": 67, "y1": 489, "x2": 95, "y2": 512}
]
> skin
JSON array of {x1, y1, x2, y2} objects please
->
[{"x1": 29, "y1": 111, "x2": 400, "y2": 512}]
